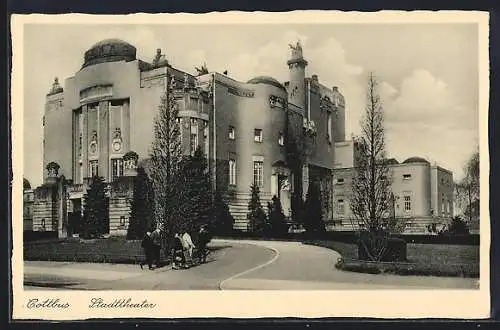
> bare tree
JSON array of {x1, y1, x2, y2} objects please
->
[
  {"x1": 455, "y1": 149, "x2": 480, "y2": 225},
  {"x1": 350, "y1": 73, "x2": 392, "y2": 261}
]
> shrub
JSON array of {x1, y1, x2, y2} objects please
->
[
  {"x1": 443, "y1": 216, "x2": 470, "y2": 235},
  {"x1": 266, "y1": 196, "x2": 290, "y2": 238},
  {"x1": 357, "y1": 232, "x2": 407, "y2": 262}
]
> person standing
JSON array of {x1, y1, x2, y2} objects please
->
[
  {"x1": 182, "y1": 231, "x2": 195, "y2": 267},
  {"x1": 197, "y1": 226, "x2": 211, "y2": 263},
  {"x1": 172, "y1": 232, "x2": 185, "y2": 270},
  {"x1": 140, "y1": 231, "x2": 154, "y2": 270},
  {"x1": 151, "y1": 228, "x2": 162, "y2": 268}
]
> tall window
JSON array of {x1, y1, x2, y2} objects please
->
[
  {"x1": 190, "y1": 118, "x2": 198, "y2": 156},
  {"x1": 337, "y1": 199, "x2": 345, "y2": 215},
  {"x1": 228, "y1": 126, "x2": 235, "y2": 140},
  {"x1": 79, "y1": 162, "x2": 83, "y2": 184},
  {"x1": 442, "y1": 199, "x2": 446, "y2": 213},
  {"x1": 176, "y1": 118, "x2": 183, "y2": 144},
  {"x1": 253, "y1": 161, "x2": 264, "y2": 188},
  {"x1": 229, "y1": 159, "x2": 236, "y2": 185},
  {"x1": 203, "y1": 121, "x2": 209, "y2": 155},
  {"x1": 254, "y1": 129, "x2": 263, "y2": 143},
  {"x1": 278, "y1": 132, "x2": 285, "y2": 146},
  {"x1": 89, "y1": 160, "x2": 99, "y2": 177},
  {"x1": 111, "y1": 158, "x2": 123, "y2": 181},
  {"x1": 404, "y1": 195, "x2": 411, "y2": 212},
  {"x1": 327, "y1": 112, "x2": 332, "y2": 143}
]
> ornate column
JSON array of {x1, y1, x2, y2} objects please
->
[
  {"x1": 82, "y1": 105, "x2": 89, "y2": 180},
  {"x1": 99, "y1": 100, "x2": 110, "y2": 181}
]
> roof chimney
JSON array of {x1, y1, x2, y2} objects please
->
[
  {"x1": 312, "y1": 74, "x2": 318, "y2": 82},
  {"x1": 333, "y1": 86, "x2": 339, "y2": 92}
]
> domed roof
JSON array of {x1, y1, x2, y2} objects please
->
[
  {"x1": 247, "y1": 76, "x2": 286, "y2": 91},
  {"x1": 83, "y1": 38, "x2": 136, "y2": 68},
  {"x1": 23, "y1": 178, "x2": 31, "y2": 190},
  {"x1": 384, "y1": 158, "x2": 399, "y2": 165},
  {"x1": 403, "y1": 156, "x2": 430, "y2": 164}
]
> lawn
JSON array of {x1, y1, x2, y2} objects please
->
[{"x1": 304, "y1": 240, "x2": 480, "y2": 278}]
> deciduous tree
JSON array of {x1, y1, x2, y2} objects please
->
[
  {"x1": 455, "y1": 150, "x2": 480, "y2": 226},
  {"x1": 350, "y1": 73, "x2": 392, "y2": 261}
]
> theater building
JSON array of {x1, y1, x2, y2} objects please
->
[
  {"x1": 29, "y1": 38, "x2": 346, "y2": 236},
  {"x1": 331, "y1": 139, "x2": 455, "y2": 233}
]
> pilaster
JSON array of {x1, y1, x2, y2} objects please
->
[
  {"x1": 99, "y1": 100, "x2": 110, "y2": 181},
  {"x1": 82, "y1": 105, "x2": 89, "y2": 179}
]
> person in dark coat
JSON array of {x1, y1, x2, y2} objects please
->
[
  {"x1": 197, "y1": 226, "x2": 211, "y2": 263},
  {"x1": 140, "y1": 231, "x2": 154, "y2": 270},
  {"x1": 151, "y1": 229, "x2": 162, "y2": 268}
]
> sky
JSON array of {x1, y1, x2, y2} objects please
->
[{"x1": 22, "y1": 23, "x2": 479, "y2": 187}]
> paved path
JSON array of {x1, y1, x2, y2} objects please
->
[
  {"x1": 24, "y1": 239, "x2": 479, "y2": 290},
  {"x1": 217, "y1": 240, "x2": 479, "y2": 290}
]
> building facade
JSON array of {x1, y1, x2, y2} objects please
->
[
  {"x1": 28, "y1": 38, "x2": 346, "y2": 236},
  {"x1": 331, "y1": 140, "x2": 455, "y2": 233}
]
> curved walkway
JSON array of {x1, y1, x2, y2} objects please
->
[
  {"x1": 24, "y1": 239, "x2": 479, "y2": 290},
  {"x1": 216, "y1": 239, "x2": 479, "y2": 290}
]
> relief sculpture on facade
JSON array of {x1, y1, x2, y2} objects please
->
[
  {"x1": 89, "y1": 130, "x2": 98, "y2": 155},
  {"x1": 112, "y1": 127, "x2": 122, "y2": 152}
]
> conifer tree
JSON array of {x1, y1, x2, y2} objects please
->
[
  {"x1": 303, "y1": 181, "x2": 325, "y2": 235},
  {"x1": 212, "y1": 190, "x2": 234, "y2": 235},
  {"x1": 127, "y1": 167, "x2": 154, "y2": 240},
  {"x1": 150, "y1": 76, "x2": 184, "y2": 236},
  {"x1": 179, "y1": 147, "x2": 214, "y2": 234},
  {"x1": 268, "y1": 195, "x2": 289, "y2": 237},
  {"x1": 247, "y1": 183, "x2": 267, "y2": 233},
  {"x1": 82, "y1": 176, "x2": 109, "y2": 238}
]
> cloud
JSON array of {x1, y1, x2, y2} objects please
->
[
  {"x1": 382, "y1": 69, "x2": 478, "y2": 179},
  {"x1": 223, "y1": 32, "x2": 367, "y2": 137},
  {"x1": 385, "y1": 69, "x2": 475, "y2": 130}
]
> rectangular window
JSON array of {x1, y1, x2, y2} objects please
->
[
  {"x1": 229, "y1": 159, "x2": 236, "y2": 185},
  {"x1": 403, "y1": 174, "x2": 412, "y2": 180},
  {"x1": 254, "y1": 129, "x2": 263, "y2": 143},
  {"x1": 278, "y1": 132, "x2": 285, "y2": 146},
  {"x1": 203, "y1": 121, "x2": 209, "y2": 155},
  {"x1": 229, "y1": 126, "x2": 235, "y2": 140},
  {"x1": 442, "y1": 199, "x2": 445, "y2": 213},
  {"x1": 337, "y1": 199, "x2": 345, "y2": 214},
  {"x1": 79, "y1": 162, "x2": 83, "y2": 184},
  {"x1": 327, "y1": 112, "x2": 332, "y2": 143},
  {"x1": 253, "y1": 161, "x2": 264, "y2": 188},
  {"x1": 404, "y1": 195, "x2": 411, "y2": 212},
  {"x1": 120, "y1": 216, "x2": 126, "y2": 227},
  {"x1": 89, "y1": 160, "x2": 99, "y2": 177},
  {"x1": 336, "y1": 178, "x2": 344, "y2": 185},
  {"x1": 190, "y1": 118, "x2": 198, "y2": 156},
  {"x1": 111, "y1": 158, "x2": 123, "y2": 181}
]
